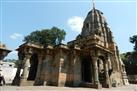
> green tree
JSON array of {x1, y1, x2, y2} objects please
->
[
  {"x1": 120, "y1": 52, "x2": 131, "y2": 61},
  {"x1": 130, "y1": 35, "x2": 137, "y2": 51},
  {"x1": 120, "y1": 35, "x2": 137, "y2": 75},
  {"x1": 121, "y1": 52, "x2": 137, "y2": 75},
  {"x1": 23, "y1": 27, "x2": 66, "y2": 46}
]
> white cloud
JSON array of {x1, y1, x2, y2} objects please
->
[
  {"x1": 67, "y1": 16, "x2": 84, "y2": 32},
  {"x1": 10, "y1": 33, "x2": 23, "y2": 40}
]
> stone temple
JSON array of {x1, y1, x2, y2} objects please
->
[
  {"x1": 12, "y1": 4, "x2": 129, "y2": 88},
  {"x1": 0, "y1": 43, "x2": 11, "y2": 62},
  {"x1": 0, "y1": 43, "x2": 11, "y2": 78}
]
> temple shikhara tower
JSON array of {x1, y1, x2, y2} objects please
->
[{"x1": 12, "y1": 2, "x2": 129, "y2": 89}]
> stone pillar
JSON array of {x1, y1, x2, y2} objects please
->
[
  {"x1": 12, "y1": 60, "x2": 22, "y2": 85},
  {"x1": 72, "y1": 50, "x2": 81, "y2": 87},
  {"x1": 58, "y1": 56, "x2": 65, "y2": 86},
  {"x1": 104, "y1": 60, "x2": 111, "y2": 88},
  {"x1": 42, "y1": 54, "x2": 52, "y2": 85},
  {"x1": 57, "y1": 48, "x2": 68, "y2": 87},
  {"x1": 34, "y1": 55, "x2": 44, "y2": 85},
  {"x1": 20, "y1": 54, "x2": 31, "y2": 85},
  {"x1": 65, "y1": 51, "x2": 74, "y2": 86},
  {"x1": 92, "y1": 56, "x2": 101, "y2": 89}
]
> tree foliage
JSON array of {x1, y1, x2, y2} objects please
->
[
  {"x1": 130, "y1": 35, "x2": 137, "y2": 51},
  {"x1": 23, "y1": 27, "x2": 66, "y2": 46},
  {"x1": 120, "y1": 35, "x2": 137, "y2": 75},
  {"x1": 121, "y1": 52, "x2": 137, "y2": 75}
]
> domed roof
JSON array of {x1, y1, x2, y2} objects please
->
[
  {"x1": 86, "y1": 9, "x2": 107, "y2": 24},
  {"x1": 0, "y1": 43, "x2": 6, "y2": 49},
  {"x1": 0, "y1": 42, "x2": 11, "y2": 52},
  {"x1": 81, "y1": 8, "x2": 108, "y2": 37}
]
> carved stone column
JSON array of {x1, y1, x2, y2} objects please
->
[
  {"x1": 104, "y1": 59, "x2": 111, "y2": 88},
  {"x1": 21, "y1": 54, "x2": 31, "y2": 79},
  {"x1": 71, "y1": 49, "x2": 81, "y2": 87},
  {"x1": 20, "y1": 53, "x2": 31, "y2": 85},
  {"x1": 92, "y1": 56, "x2": 101, "y2": 89},
  {"x1": 58, "y1": 49, "x2": 65, "y2": 87},
  {"x1": 34, "y1": 54, "x2": 44, "y2": 85},
  {"x1": 92, "y1": 57, "x2": 99, "y2": 84}
]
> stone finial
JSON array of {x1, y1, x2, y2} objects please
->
[{"x1": 92, "y1": 0, "x2": 95, "y2": 9}]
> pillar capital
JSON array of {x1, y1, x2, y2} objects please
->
[
  {"x1": 90, "y1": 49, "x2": 100, "y2": 57},
  {"x1": 104, "y1": 53, "x2": 110, "y2": 60},
  {"x1": 22, "y1": 54, "x2": 31, "y2": 67},
  {"x1": 90, "y1": 50, "x2": 96, "y2": 57},
  {"x1": 24, "y1": 53, "x2": 32, "y2": 59},
  {"x1": 24, "y1": 47, "x2": 33, "y2": 54},
  {"x1": 38, "y1": 54, "x2": 44, "y2": 63},
  {"x1": 92, "y1": 56, "x2": 98, "y2": 61}
]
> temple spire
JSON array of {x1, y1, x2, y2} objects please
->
[{"x1": 92, "y1": 0, "x2": 95, "y2": 9}]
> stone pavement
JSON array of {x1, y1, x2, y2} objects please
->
[{"x1": 0, "y1": 84, "x2": 137, "y2": 91}]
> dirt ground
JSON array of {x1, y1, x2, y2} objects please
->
[{"x1": 0, "y1": 84, "x2": 137, "y2": 91}]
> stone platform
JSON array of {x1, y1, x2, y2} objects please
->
[{"x1": 0, "y1": 84, "x2": 137, "y2": 91}]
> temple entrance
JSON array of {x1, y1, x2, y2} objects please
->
[
  {"x1": 27, "y1": 53, "x2": 38, "y2": 80},
  {"x1": 81, "y1": 57, "x2": 92, "y2": 83}
]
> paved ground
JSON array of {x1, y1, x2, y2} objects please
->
[{"x1": 0, "y1": 84, "x2": 137, "y2": 91}]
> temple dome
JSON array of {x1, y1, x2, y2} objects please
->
[{"x1": 81, "y1": 8, "x2": 108, "y2": 37}]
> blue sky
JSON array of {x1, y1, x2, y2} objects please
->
[{"x1": 0, "y1": 0, "x2": 137, "y2": 59}]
